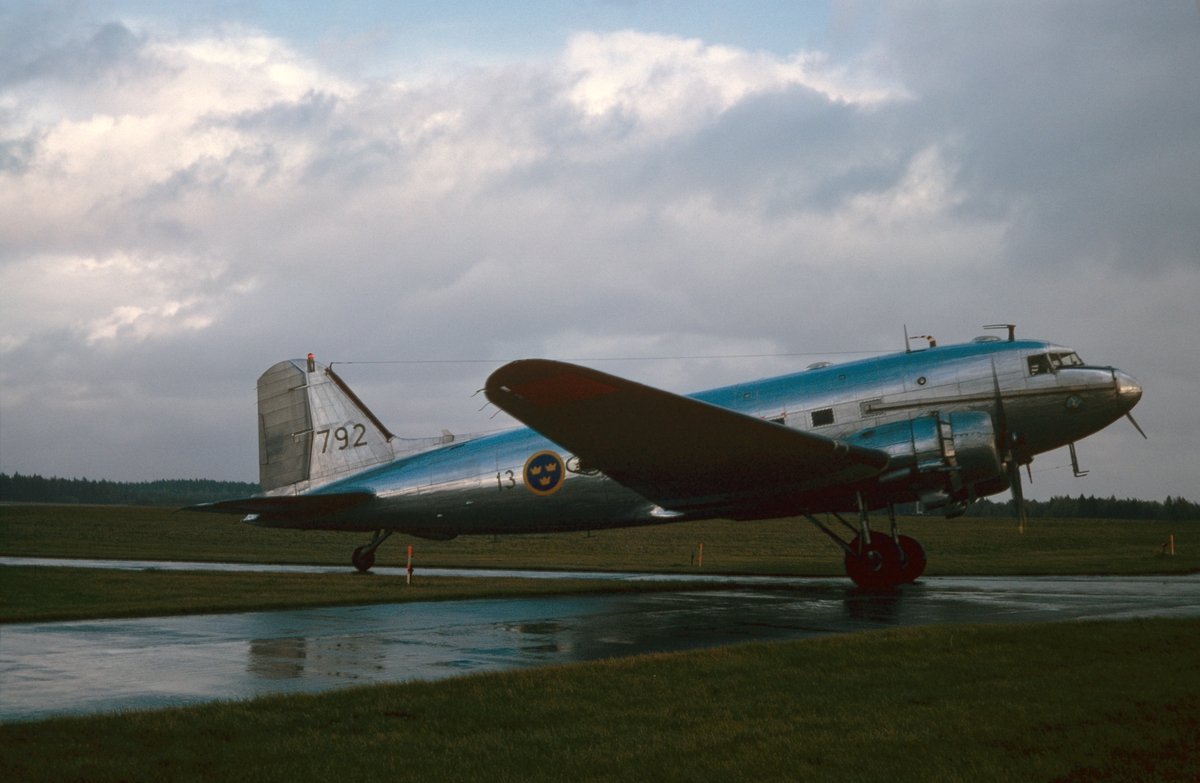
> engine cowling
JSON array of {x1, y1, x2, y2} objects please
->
[{"x1": 843, "y1": 411, "x2": 1003, "y2": 514}]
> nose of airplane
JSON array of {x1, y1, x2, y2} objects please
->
[{"x1": 1113, "y1": 369, "x2": 1142, "y2": 413}]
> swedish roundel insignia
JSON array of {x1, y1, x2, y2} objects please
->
[{"x1": 523, "y1": 450, "x2": 565, "y2": 496}]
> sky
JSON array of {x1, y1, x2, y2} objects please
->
[{"x1": 2, "y1": 1, "x2": 1198, "y2": 503}]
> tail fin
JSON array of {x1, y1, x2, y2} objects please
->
[{"x1": 257, "y1": 356, "x2": 396, "y2": 494}]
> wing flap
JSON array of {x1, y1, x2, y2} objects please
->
[{"x1": 486, "y1": 360, "x2": 888, "y2": 511}]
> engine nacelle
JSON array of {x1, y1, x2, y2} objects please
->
[{"x1": 843, "y1": 411, "x2": 1003, "y2": 512}]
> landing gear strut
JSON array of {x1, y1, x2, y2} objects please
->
[
  {"x1": 888, "y1": 503, "x2": 927, "y2": 584},
  {"x1": 804, "y1": 496, "x2": 926, "y2": 589},
  {"x1": 351, "y1": 529, "x2": 393, "y2": 572}
]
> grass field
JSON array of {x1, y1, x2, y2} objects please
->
[
  {"x1": 2, "y1": 618, "x2": 1196, "y2": 782},
  {"x1": 0, "y1": 565, "x2": 719, "y2": 623},
  {"x1": 3, "y1": 505, "x2": 1197, "y2": 780},
  {"x1": 2, "y1": 504, "x2": 1196, "y2": 576}
]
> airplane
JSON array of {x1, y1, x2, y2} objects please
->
[{"x1": 186, "y1": 325, "x2": 1144, "y2": 588}]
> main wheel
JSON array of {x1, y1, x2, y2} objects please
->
[
  {"x1": 351, "y1": 546, "x2": 375, "y2": 572},
  {"x1": 896, "y1": 534, "x2": 927, "y2": 584},
  {"x1": 844, "y1": 534, "x2": 902, "y2": 589}
]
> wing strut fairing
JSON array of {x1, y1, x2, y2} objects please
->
[{"x1": 485, "y1": 359, "x2": 890, "y2": 514}]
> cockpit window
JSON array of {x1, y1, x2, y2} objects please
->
[
  {"x1": 1027, "y1": 354, "x2": 1053, "y2": 376},
  {"x1": 1049, "y1": 351, "x2": 1085, "y2": 369},
  {"x1": 1029, "y1": 351, "x2": 1085, "y2": 376}
]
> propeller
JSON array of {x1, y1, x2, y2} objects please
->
[
  {"x1": 991, "y1": 359, "x2": 1027, "y2": 534},
  {"x1": 1126, "y1": 412, "x2": 1148, "y2": 439}
]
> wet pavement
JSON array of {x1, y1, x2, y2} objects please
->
[
  {"x1": 2, "y1": 572, "x2": 1197, "y2": 722},
  {"x1": 0, "y1": 555, "x2": 809, "y2": 583}
]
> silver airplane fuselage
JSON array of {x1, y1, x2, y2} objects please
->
[{"x1": 251, "y1": 337, "x2": 1141, "y2": 538}]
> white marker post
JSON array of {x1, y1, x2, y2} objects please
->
[{"x1": 407, "y1": 545, "x2": 413, "y2": 585}]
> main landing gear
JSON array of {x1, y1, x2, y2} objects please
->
[
  {"x1": 805, "y1": 495, "x2": 927, "y2": 589},
  {"x1": 351, "y1": 529, "x2": 393, "y2": 572}
]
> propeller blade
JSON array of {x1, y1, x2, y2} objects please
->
[
  {"x1": 992, "y1": 358, "x2": 1026, "y2": 533},
  {"x1": 1125, "y1": 412, "x2": 1148, "y2": 440},
  {"x1": 989, "y1": 358, "x2": 1009, "y2": 436},
  {"x1": 1009, "y1": 459, "x2": 1027, "y2": 535}
]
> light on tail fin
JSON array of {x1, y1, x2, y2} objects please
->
[{"x1": 257, "y1": 356, "x2": 396, "y2": 494}]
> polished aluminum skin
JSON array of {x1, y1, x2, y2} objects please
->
[{"x1": 188, "y1": 333, "x2": 1142, "y2": 578}]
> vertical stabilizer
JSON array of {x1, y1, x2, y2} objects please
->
[{"x1": 257, "y1": 357, "x2": 396, "y2": 494}]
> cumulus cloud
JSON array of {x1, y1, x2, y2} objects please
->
[
  {"x1": 563, "y1": 30, "x2": 901, "y2": 132},
  {"x1": 1, "y1": 4, "x2": 1197, "y2": 504},
  {"x1": 0, "y1": 252, "x2": 250, "y2": 348}
]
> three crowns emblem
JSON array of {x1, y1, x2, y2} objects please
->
[{"x1": 523, "y1": 451, "x2": 565, "y2": 496}]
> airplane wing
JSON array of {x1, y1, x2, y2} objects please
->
[
  {"x1": 485, "y1": 360, "x2": 889, "y2": 513},
  {"x1": 182, "y1": 491, "x2": 374, "y2": 519}
]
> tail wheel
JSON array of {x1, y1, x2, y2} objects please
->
[
  {"x1": 896, "y1": 535, "x2": 927, "y2": 584},
  {"x1": 351, "y1": 546, "x2": 375, "y2": 572},
  {"x1": 844, "y1": 534, "x2": 902, "y2": 589}
]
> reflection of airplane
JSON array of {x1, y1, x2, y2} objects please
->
[{"x1": 187, "y1": 327, "x2": 1143, "y2": 588}]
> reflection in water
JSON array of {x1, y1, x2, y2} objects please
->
[
  {"x1": 248, "y1": 637, "x2": 306, "y2": 680},
  {"x1": 3, "y1": 575, "x2": 1198, "y2": 722},
  {"x1": 843, "y1": 590, "x2": 906, "y2": 623},
  {"x1": 503, "y1": 620, "x2": 572, "y2": 655}
]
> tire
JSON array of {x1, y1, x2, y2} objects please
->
[
  {"x1": 351, "y1": 546, "x2": 375, "y2": 572},
  {"x1": 844, "y1": 534, "x2": 902, "y2": 589},
  {"x1": 896, "y1": 534, "x2": 927, "y2": 583}
]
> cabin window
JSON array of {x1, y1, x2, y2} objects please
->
[
  {"x1": 1049, "y1": 351, "x2": 1085, "y2": 369},
  {"x1": 1027, "y1": 354, "x2": 1053, "y2": 376},
  {"x1": 768, "y1": 415, "x2": 786, "y2": 425},
  {"x1": 811, "y1": 408, "x2": 834, "y2": 427}
]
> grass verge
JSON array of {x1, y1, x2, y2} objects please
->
[
  {"x1": 2, "y1": 504, "x2": 1197, "y2": 576},
  {"x1": 2, "y1": 619, "x2": 1196, "y2": 782},
  {"x1": 0, "y1": 565, "x2": 720, "y2": 623}
]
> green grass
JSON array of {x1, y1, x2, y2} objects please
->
[
  {"x1": 3, "y1": 504, "x2": 1194, "y2": 622},
  {"x1": 2, "y1": 504, "x2": 1196, "y2": 576},
  {"x1": 2, "y1": 619, "x2": 1196, "y2": 782},
  {"x1": 0, "y1": 565, "x2": 724, "y2": 623}
]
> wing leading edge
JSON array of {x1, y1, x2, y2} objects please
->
[{"x1": 485, "y1": 360, "x2": 889, "y2": 513}]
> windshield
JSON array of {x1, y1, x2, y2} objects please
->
[
  {"x1": 1028, "y1": 351, "x2": 1085, "y2": 376},
  {"x1": 1049, "y1": 351, "x2": 1085, "y2": 369}
]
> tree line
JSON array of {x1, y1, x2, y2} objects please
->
[
  {"x1": 0, "y1": 473, "x2": 259, "y2": 507},
  {"x1": 899, "y1": 494, "x2": 1199, "y2": 521}
]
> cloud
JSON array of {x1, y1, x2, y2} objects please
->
[
  {"x1": 563, "y1": 30, "x2": 902, "y2": 135},
  {"x1": 0, "y1": 252, "x2": 251, "y2": 350},
  {"x1": 0, "y1": 6, "x2": 1197, "y2": 503}
]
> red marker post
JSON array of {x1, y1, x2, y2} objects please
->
[
  {"x1": 407, "y1": 545, "x2": 413, "y2": 585},
  {"x1": 698, "y1": 543, "x2": 703, "y2": 568}
]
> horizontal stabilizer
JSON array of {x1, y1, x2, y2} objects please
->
[{"x1": 182, "y1": 492, "x2": 374, "y2": 519}]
